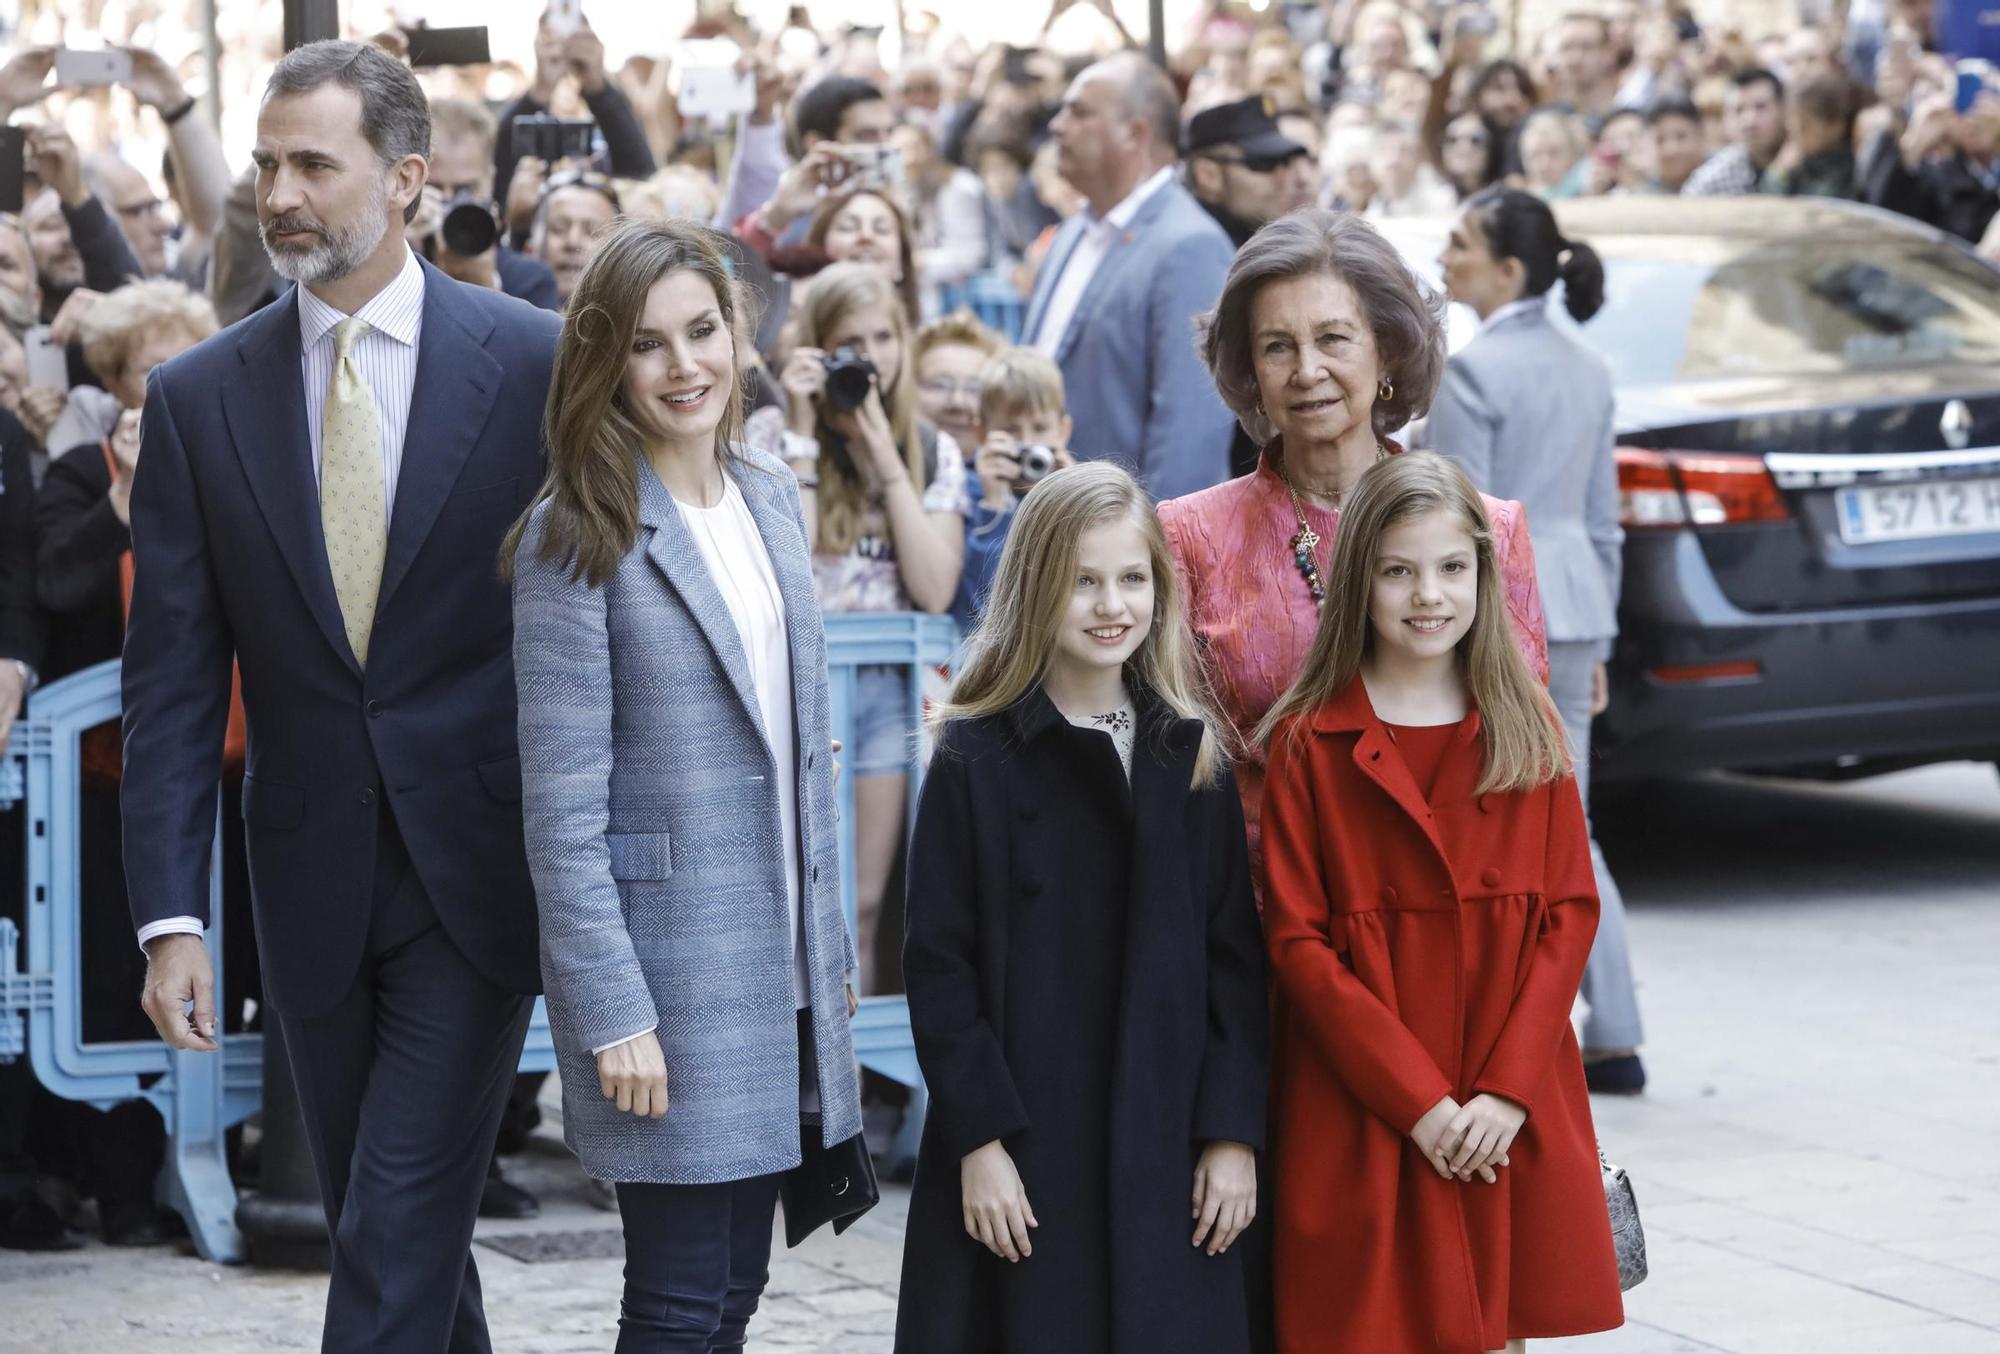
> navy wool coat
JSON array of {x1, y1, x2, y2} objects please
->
[
  {"x1": 513, "y1": 447, "x2": 862, "y2": 1184},
  {"x1": 895, "y1": 685, "x2": 1270, "y2": 1354}
]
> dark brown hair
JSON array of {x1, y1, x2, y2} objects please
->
[{"x1": 502, "y1": 217, "x2": 751, "y2": 587}]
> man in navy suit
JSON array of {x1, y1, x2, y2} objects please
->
[
  {"x1": 1023, "y1": 53, "x2": 1237, "y2": 502},
  {"x1": 123, "y1": 41, "x2": 558, "y2": 1350}
]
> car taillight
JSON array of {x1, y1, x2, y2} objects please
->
[{"x1": 1616, "y1": 448, "x2": 1791, "y2": 528}]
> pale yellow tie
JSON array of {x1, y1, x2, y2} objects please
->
[{"x1": 320, "y1": 317, "x2": 386, "y2": 667}]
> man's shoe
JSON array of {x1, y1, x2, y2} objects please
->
[
  {"x1": 479, "y1": 1161, "x2": 540, "y2": 1220},
  {"x1": 1585, "y1": 1053, "x2": 1647, "y2": 1096},
  {"x1": 0, "y1": 1189, "x2": 85, "y2": 1251}
]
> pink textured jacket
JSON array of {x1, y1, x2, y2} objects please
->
[{"x1": 1160, "y1": 444, "x2": 1550, "y2": 877}]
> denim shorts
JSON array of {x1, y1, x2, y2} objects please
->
[{"x1": 848, "y1": 663, "x2": 916, "y2": 778}]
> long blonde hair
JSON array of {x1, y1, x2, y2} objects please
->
[
  {"x1": 928, "y1": 462, "x2": 1228, "y2": 787},
  {"x1": 791, "y1": 262, "x2": 926, "y2": 555},
  {"x1": 1255, "y1": 452, "x2": 1570, "y2": 794}
]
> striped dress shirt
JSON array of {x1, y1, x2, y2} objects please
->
[
  {"x1": 296, "y1": 246, "x2": 427, "y2": 507},
  {"x1": 134, "y1": 249, "x2": 429, "y2": 951}
]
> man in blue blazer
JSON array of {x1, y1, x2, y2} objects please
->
[
  {"x1": 1023, "y1": 53, "x2": 1238, "y2": 502},
  {"x1": 123, "y1": 42, "x2": 558, "y2": 1350}
]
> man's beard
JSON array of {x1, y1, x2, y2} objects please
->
[{"x1": 260, "y1": 177, "x2": 389, "y2": 285}]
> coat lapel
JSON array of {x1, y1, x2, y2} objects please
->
[
  {"x1": 1052, "y1": 184, "x2": 1178, "y2": 368},
  {"x1": 635, "y1": 458, "x2": 766, "y2": 751},
  {"x1": 221, "y1": 289, "x2": 358, "y2": 675},
  {"x1": 736, "y1": 464, "x2": 822, "y2": 736},
  {"x1": 1315, "y1": 675, "x2": 1457, "y2": 863},
  {"x1": 378, "y1": 260, "x2": 504, "y2": 613}
]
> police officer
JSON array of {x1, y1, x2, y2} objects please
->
[{"x1": 1183, "y1": 95, "x2": 1312, "y2": 248}]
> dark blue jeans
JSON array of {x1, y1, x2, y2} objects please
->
[{"x1": 614, "y1": 1172, "x2": 783, "y2": 1352}]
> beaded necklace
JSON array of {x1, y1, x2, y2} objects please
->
[{"x1": 1280, "y1": 445, "x2": 1392, "y2": 605}]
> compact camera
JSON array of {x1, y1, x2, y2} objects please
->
[
  {"x1": 512, "y1": 114, "x2": 598, "y2": 164},
  {"x1": 1016, "y1": 444, "x2": 1058, "y2": 486},
  {"x1": 820, "y1": 346, "x2": 878, "y2": 412}
]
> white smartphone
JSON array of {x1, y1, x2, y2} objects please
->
[
  {"x1": 22, "y1": 325, "x2": 69, "y2": 392},
  {"x1": 546, "y1": 0, "x2": 584, "y2": 37},
  {"x1": 55, "y1": 48, "x2": 133, "y2": 88}
]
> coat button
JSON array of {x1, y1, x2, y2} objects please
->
[
  {"x1": 357, "y1": 788, "x2": 376, "y2": 807},
  {"x1": 1019, "y1": 879, "x2": 1041, "y2": 897},
  {"x1": 1480, "y1": 867, "x2": 1502, "y2": 888},
  {"x1": 1478, "y1": 794, "x2": 1494, "y2": 813},
  {"x1": 1379, "y1": 885, "x2": 1398, "y2": 905},
  {"x1": 365, "y1": 699, "x2": 382, "y2": 718}
]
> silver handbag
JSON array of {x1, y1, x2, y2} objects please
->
[{"x1": 1600, "y1": 1142, "x2": 1648, "y2": 1291}]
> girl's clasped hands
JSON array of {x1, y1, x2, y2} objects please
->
[{"x1": 1409, "y1": 1092, "x2": 1528, "y2": 1185}]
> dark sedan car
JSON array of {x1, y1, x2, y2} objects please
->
[{"x1": 1378, "y1": 197, "x2": 2000, "y2": 783}]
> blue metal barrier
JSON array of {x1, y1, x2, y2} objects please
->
[
  {"x1": 0, "y1": 613, "x2": 951, "y2": 1261},
  {"x1": 938, "y1": 270, "x2": 1027, "y2": 344}
]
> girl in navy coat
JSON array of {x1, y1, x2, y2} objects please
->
[{"x1": 894, "y1": 461, "x2": 1270, "y2": 1354}]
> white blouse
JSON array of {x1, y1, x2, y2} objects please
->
[{"x1": 676, "y1": 474, "x2": 810, "y2": 1009}]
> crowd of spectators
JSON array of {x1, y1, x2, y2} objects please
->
[{"x1": 3, "y1": 0, "x2": 2000, "y2": 1247}]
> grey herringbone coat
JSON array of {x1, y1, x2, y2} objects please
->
[{"x1": 512, "y1": 446, "x2": 862, "y2": 1184}]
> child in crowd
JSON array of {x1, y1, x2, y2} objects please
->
[
  {"x1": 950, "y1": 346, "x2": 1077, "y2": 630},
  {"x1": 1256, "y1": 452, "x2": 1624, "y2": 1353},
  {"x1": 896, "y1": 463, "x2": 1269, "y2": 1354}
]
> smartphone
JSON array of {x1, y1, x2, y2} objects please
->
[
  {"x1": 22, "y1": 326, "x2": 70, "y2": 392},
  {"x1": 1455, "y1": 10, "x2": 1499, "y2": 37},
  {"x1": 405, "y1": 26, "x2": 492, "y2": 68},
  {"x1": 54, "y1": 48, "x2": 133, "y2": 87},
  {"x1": 546, "y1": 0, "x2": 584, "y2": 37},
  {"x1": 0, "y1": 127, "x2": 22, "y2": 215},
  {"x1": 1001, "y1": 46, "x2": 1036, "y2": 87},
  {"x1": 839, "y1": 143, "x2": 903, "y2": 192}
]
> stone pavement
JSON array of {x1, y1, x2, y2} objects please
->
[{"x1": 3, "y1": 762, "x2": 1998, "y2": 1353}]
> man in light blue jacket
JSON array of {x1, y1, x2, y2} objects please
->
[{"x1": 1023, "y1": 53, "x2": 1237, "y2": 501}]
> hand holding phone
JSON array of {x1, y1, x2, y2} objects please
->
[
  {"x1": 546, "y1": 0, "x2": 585, "y2": 38},
  {"x1": 22, "y1": 326, "x2": 70, "y2": 394}
]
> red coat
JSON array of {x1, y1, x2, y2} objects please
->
[{"x1": 1260, "y1": 676, "x2": 1623, "y2": 1353}]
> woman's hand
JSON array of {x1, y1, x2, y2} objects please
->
[
  {"x1": 596, "y1": 1029, "x2": 670, "y2": 1118},
  {"x1": 763, "y1": 143, "x2": 851, "y2": 234},
  {"x1": 1409, "y1": 1094, "x2": 1464, "y2": 1181},
  {"x1": 847, "y1": 382, "x2": 904, "y2": 485},
  {"x1": 16, "y1": 385, "x2": 64, "y2": 446},
  {"x1": 960, "y1": 1139, "x2": 1037, "y2": 1261},
  {"x1": 1191, "y1": 1140, "x2": 1257, "y2": 1256},
  {"x1": 780, "y1": 346, "x2": 827, "y2": 436},
  {"x1": 1438, "y1": 1093, "x2": 1526, "y2": 1180},
  {"x1": 107, "y1": 407, "x2": 141, "y2": 526}
]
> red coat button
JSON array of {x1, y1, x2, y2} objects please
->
[
  {"x1": 1379, "y1": 885, "x2": 1398, "y2": 905},
  {"x1": 1480, "y1": 867, "x2": 1502, "y2": 888}
]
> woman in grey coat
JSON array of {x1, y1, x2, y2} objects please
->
[
  {"x1": 1428, "y1": 186, "x2": 1649, "y2": 1094},
  {"x1": 509, "y1": 218, "x2": 863, "y2": 1351}
]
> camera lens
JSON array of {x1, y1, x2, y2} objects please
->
[
  {"x1": 1017, "y1": 445, "x2": 1057, "y2": 485},
  {"x1": 440, "y1": 198, "x2": 500, "y2": 257},
  {"x1": 820, "y1": 346, "x2": 877, "y2": 412}
]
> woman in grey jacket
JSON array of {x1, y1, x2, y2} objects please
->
[
  {"x1": 1429, "y1": 186, "x2": 1648, "y2": 1094},
  {"x1": 508, "y1": 218, "x2": 863, "y2": 1351}
]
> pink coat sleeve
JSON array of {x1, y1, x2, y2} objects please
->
[{"x1": 1489, "y1": 497, "x2": 1550, "y2": 685}]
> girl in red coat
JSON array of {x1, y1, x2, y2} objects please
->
[{"x1": 1256, "y1": 452, "x2": 1624, "y2": 1353}]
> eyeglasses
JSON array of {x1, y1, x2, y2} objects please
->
[
  {"x1": 917, "y1": 377, "x2": 981, "y2": 402},
  {"x1": 1196, "y1": 152, "x2": 1297, "y2": 175}
]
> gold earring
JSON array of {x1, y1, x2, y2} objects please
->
[{"x1": 1378, "y1": 378, "x2": 1395, "y2": 403}]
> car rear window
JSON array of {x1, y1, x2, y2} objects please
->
[{"x1": 1574, "y1": 237, "x2": 2000, "y2": 384}]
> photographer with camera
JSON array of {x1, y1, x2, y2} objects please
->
[
  {"x1": 952, "y1": 345, "x2": 1076, "y2": 630},
  {"x1": 491, "y1": 8, "x2": 655, "y2": 238},
  {"x1": 406, "y1": 98, "x2": 559, "y2": 309},
  {"x1": 749, "y1": 263, "x2": 969, "y2": 996}
]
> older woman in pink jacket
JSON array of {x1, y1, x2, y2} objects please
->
[{"x1": 1161, "y1": 209, "x2": 1548, "y2": 877}]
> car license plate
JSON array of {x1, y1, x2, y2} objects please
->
[{"x1": 1836, "y1": 476, "x2": 2000, "y2": 543}]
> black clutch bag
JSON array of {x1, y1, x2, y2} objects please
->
[{"x1": 778, "y1": 1118, "x2": 879, "y2": 1248}]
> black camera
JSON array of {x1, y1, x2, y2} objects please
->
[
  {"x1": 820, "y1": 346, "x2": 878, "y2": 412},
  {"x1": 439, "y1": 191, "x2": 501, "y2": 257},
  {"x1": 512, "y1": 114, "x2": 597, "y2": 164},
  {"x1": 1017, "y1": 444, "x2": 1058, "y2": 486}
]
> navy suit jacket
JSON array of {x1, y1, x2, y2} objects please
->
[
  {"x1": 1021, "y1": 178, "x2": 1237, "y2": 502},
  {"x1": 120, "y1": 257, "x2": 561, "y2": 1016}
]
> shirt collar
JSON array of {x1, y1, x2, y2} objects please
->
[
  {"x1": 1477, "y1": 296, "x2": 1546, "y2": 337},
  {"x1": 297, "y1": 246, "x2": 425, "y2": 353},
  {"x1": 1088, "y1": 165, "x2": 1175, "y2": 232}
]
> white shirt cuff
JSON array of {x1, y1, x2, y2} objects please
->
[
  {"x1": 136, "y1": 916, "x2": 205, "y2": 952},
  {"x1": 591, "y1": 1024, "x2": 657, "y2": 1056}
]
